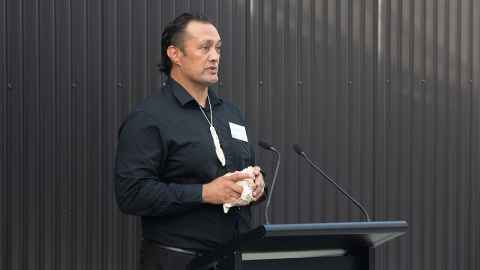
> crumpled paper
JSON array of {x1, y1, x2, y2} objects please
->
[{"x1": 223, "y1": 166, "x2": 256, "y2": 213}]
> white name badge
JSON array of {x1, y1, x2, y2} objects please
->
[{"x1": 229, "y1": 122, "x2": 248, "y2": 142}]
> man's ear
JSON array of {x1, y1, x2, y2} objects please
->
[{"x1": 167, "y1": 45, "x2": 182, "y2": 66}]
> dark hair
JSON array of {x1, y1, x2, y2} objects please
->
[{"x1": 159, "y1": 13, "x2": 213, "y2": 75}]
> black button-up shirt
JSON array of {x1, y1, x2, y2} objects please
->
[{"x1": 114, "y1": 78, "x2": 256, "y2": 251}]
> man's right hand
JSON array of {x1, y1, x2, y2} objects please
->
[{"x1": 202, "y1": 171, "x2": 254, "y2": 204}]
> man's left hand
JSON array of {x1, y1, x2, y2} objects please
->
[{"x1": 251, "y1": 166, "x2": 265, "y2": 201}]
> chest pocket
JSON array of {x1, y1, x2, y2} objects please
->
[
  {"x1": 227, "y1": 139, "x2": 251, "y2": 170},
  {"x1": 216, "y1": 122, "x2": 252, "y2": 171}
]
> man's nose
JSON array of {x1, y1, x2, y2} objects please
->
[{"x1": 208, "y1": 48, "x2": 220, "y2": 62}]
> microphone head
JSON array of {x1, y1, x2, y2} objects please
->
[
  {"x1": 258, "y1": 140, "x2": 273, "y2": 150},
  {"x1": 292, "y1": 144, "x2": 304, "y2": 155}
]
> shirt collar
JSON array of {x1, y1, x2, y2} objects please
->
[{"x1": 168, "y1": 77, "x2": 223, "y2": 108}]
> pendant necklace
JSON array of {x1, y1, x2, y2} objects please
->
[{"x1": 199, "y1": 94, "x2": 226, "y2": 167}]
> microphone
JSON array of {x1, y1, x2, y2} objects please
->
[
  {"x1": 258, "y1": 140, "x2": 281, "y2": 224},
  {"x1": 293, "y1": 144, "x2": 371, "y2": 222},
  {"x1": 258, "y1": 140, "x2": 276, "y2": 151}
]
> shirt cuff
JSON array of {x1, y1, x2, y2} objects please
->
[{"x1": 178, "y1": 184, "x2": 203, "y2": 203}]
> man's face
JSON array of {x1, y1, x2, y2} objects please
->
[{"x1": 175, "y1": 21, "x2": 221, "y2": 86}]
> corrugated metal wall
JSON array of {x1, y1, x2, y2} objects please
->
[
  {"x1": 1, "y1": 0, "x2": 478, "y2": 270},
  {"x1": 378, "y1": 1, "x2": 480, "y2": 270}
]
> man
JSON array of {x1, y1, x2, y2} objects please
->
[{"x1": 114, "y1": 13, "x2": 265, "y2": 270}]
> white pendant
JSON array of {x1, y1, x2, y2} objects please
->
[{"x1": 210, "y1": 125, "x2": 226, "y2": 167}]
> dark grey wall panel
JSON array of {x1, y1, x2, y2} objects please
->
[
  {"x1": 1, "y1": 0, "x2": 478, "y2": 270},
  {"x1": 380, "y1": 1, "x2": 479, "y2": 270},
  {"x1": 249, "y1": 0, "x2": 378, "y2": 224},
  {"x1": 0, "y1": 0, "x2": 6, "y2": 268}
]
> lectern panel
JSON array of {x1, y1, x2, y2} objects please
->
[
  {"x1": 240, "y1": 255, "x2": 366, "y2": 270},
  {"x1": 188, "y1": 221, "x2": 407, "y2": 270}
]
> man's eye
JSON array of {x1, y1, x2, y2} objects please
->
[{"x1": 216, "y1": 46, "x2": 221, "y2": 53}]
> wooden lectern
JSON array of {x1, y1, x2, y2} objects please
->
[{"x1": 189, "y1": 221, "x2": 407, "y2": 270}]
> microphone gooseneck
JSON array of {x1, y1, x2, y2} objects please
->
[
  {"x1": 293, "y1": 144, "x2": 371, "y2": 222},
  {"x1": 258, "y1": 140, "x2": 281, "y2": 224}
]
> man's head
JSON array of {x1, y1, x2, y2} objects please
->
[{"x1": 160, "y1": 13, "x2": 221, "y2": 87}]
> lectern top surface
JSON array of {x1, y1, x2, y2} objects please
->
[
  {"x1": 264, "y1": 221, "x2": 408, "y2": 237},
  {"x1": 235, "y1": 220, "x2": 408, "y2": 251}
]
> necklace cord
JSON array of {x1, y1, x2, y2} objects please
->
[{"x1": 199, "y1": 95, "x2": 213, "y2": 127}]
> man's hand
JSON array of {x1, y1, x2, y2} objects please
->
[
  {"x1": 202, "y1": 171, "x2": 254, "y2": 204},
  {"x1": 251, "y1": 166, "x2": 266, "y2": 201}
]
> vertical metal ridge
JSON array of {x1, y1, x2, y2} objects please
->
[
  {"x1": 312, "y1": 0, "x2": 324, "y2": 223},
  {"x1": 6, "y1": 0, "x2": 25, "y2": 269},
  {"x1": 323, "y1": 0, "x2": 336, "y2": 222},
  {"x1": 267, "y1": 0, "x2": 279, "y2": 223},
  {"x1": 344, "y1": 0, "x2": 352, "y2": 219},
  {"x1": 131, "y1": 0, "x2": 146, "y2": 104},
  {"x1": 219, "y1": 0, "x2": 233, "y2": 100},
  {"x1": 424, "y1": 0, "x2": 437, "y2": 269},
  {"x1": 55, "y1": 0, "x2": 73, "y2": 268},
  {"x1": 458, "y1": 0, "x2": 469, "y2": 268},
  {"x1": 71, "y1": 0, "x2": 86, "y2": 267},
  {"x1": 41, "y1": 1, "x2": 55, "y2": 268},
  {"x1": 117, "y1": 0, "x2": 132, "y2": 123},
  {"x1": 304, "y1": 0, "x2": 314, "y2": 223},
  {"x1": 0, "y1": 0, "x2": 9, "y2": 269},
  {"x1": 374, "y1": 0, "x2": 386, "y2": 268},
  {"x1": 102, "y1": 0, "x2": 118, "y2": 268},
  {"x1": 2, "y1": 0, "x2": 8, "y2": 267},
  {"x1": 81, "y1": 0, "x2": 89, "y2": 265},
  {"x1": 383, "y1": 2, "x2": 392, "y2": 270},
  {"x1": 145, "y1": 0, "x2": 151, "y2": 95},
  {"x1": 455, "y1": 0, "x2": 465, "y2": 266},
  {"x1": 86, "y1": 1, "x2": 102, "y2": 267},
  {"x1": 246, "y1": 0, "x2": 263, "y2": 224},
  {"x1": 234, "y1": 0, "x2": 247, "y2": 110},
  {"x1": 282, "y1": 0, "x2": 291, "y2": 223},
  {"x1": 401, "y1": 2, "x2": 412, "y2": 270},
  {"x1": 260, "y1": 0, "x2": 275, "y2": 223},
  {"x1": 284, "y1": 0, "x2": 298, "y2": 223},
  {"x1": 24, "y1": 0, "x2": 40, "y2": 269},
  {"x1": 411, "y1": 0, "x2": 425, "y2": 268},
  {"x1": 332, "y1": 0, "x2": 342, "y2": 221},
  {"x1": 335, "y1": 0, "x2": 348, "y2": 222},
  {"x1": 406, "y1": 1, "x2": 415, "y2": 267},
  {"x1": 471, "y1": 2, "x2": 480, "y2": 269},
  {"x1": 297, "y1": 0, "x2": 312, "y2": 223},
  {"x1": 0, "y1": 1, "x2": 6, "y2": 269},
  {"x1": 362, "y1": 0, "x2": 374, "y2": 222},
  {"x1": 447, "y1": 1, "x2": 458, "y2": 269},
  {"x1": 89, "y1": 118, "x2": 98, "y2": 270},
  {"x1": 257, "y1": 0, "x2": 266, "y2": 224},
  {"x1": 308, "y1": 0, "x2": 319, "y2": 223},
  {"x1": 436, "y1": 1, "x2": 448, "y2": 269},
  {"x1": 430, "y1": 0, "x2": 440, "y2": 267},
  {"x1": 147, "y1": 0, "x2": 162, "y2": 94},
  {"x1": 270, "y1": 0, "x2": 285, "y2": 223},
  {"x1": 348, "y1": 0, "x2": 358, "y2": 222}
]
